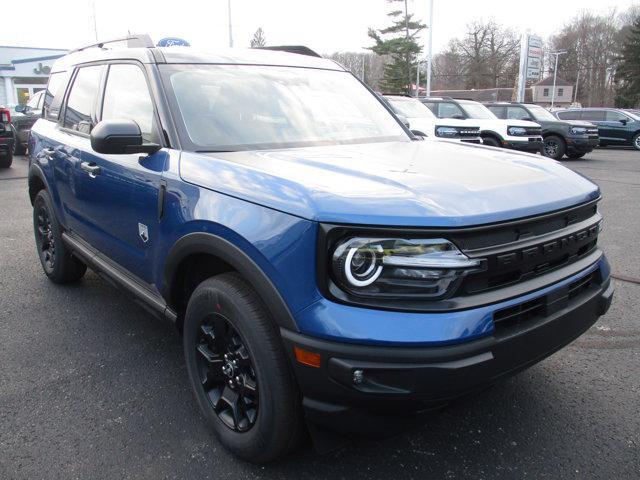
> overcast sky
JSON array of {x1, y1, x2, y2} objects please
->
[{"x1": 1, "y1": 0, "x2": 636, "y2": 54}]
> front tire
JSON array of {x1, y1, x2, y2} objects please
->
[
  {"x1": 482, "y1": 136, "x2": 501, "y2": 147},
  {"x1": 183, "y1": 273, "x2": 304, "y2": 463},
  {"x1": 632, "y1": 133, "x2": 640, "y2": 151},
  {"x1": 33, "y1": 190, "x2": 87, "y2": 283},
  {"x1": 543, "y1": 135, "x2": 566, "y2": 160}
]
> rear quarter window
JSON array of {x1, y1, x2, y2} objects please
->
[{"x1": 44, "y1": 71, "x2": 72, "y2": 122}]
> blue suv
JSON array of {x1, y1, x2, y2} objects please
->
[{"x1": 28, "y1": 36, "x2": 613, "y2": 463}]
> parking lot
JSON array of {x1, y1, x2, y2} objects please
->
[{"x1": 1, "y1": 148, "x2": 639, "y2": 479}]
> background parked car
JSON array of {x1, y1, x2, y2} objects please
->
[
  {"x1": 485, "y1": 102, "x2": 599, "y2": 160},
  {"x1": 0, "y1": 106, "x2": 15, "y2": 167},
  {"x1": 421, "y1": 97, "x2": 543, "y2": 153},
  {"x1": 555, "y1": 108, "x2": 640, "y2": 151},
  {"x1": 383, "y1": 95, "x2": 481, "y2": 143},
  {"x1": 12, "y1": 90, "x2": 45, "y2": 155}
]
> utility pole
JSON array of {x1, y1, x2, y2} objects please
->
[
  {"x1": 91, "y1": 0, "x2": 98, "y2": 41},
  {"x1": 227, "y1": 0, "x2": 234, "y2": 47},
  {"x1": 425, "y1": 0, "x2": 433, "y2": 96},
  {"x1": 416, "y1": 62, "x2": 420, "y2": 97},
  {"x1": 549, "y1": 50, "x2": 567, "y2": 108}
]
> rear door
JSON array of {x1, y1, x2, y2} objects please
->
[
  {"x1": 602, "y1": 110, "x2": 631, "y2": 144},
  {"x1": 67, "y1": 62, "x2": 168, "y2": 283}
]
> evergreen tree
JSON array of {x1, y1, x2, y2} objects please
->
[
  {"x1": 368, "y1": 0, "x2": 426, "y2": 94},
  {"x1": 616, "y1": 17, "x2": 640, "y2": 107},
  {"x1": 250, "y1": 28, "x2": 266, "y2": 48}
]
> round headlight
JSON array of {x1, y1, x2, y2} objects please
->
[{"x1": 344, "y1": 244, "x2": 383, "y2": 287}]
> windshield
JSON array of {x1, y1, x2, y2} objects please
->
[
  {"x1": 161, "y1": 64, "x2": 408, "y2": 151},
  {"x1": 626, "y1": 110, "x2": 640, "y2": 121},
  {"x1": 387, "y1": 97, "x2": 435, "y2": 118},
  {"x1": 460, "y1": 102, "x2": 496, "y2": 120},
  {"x1": 527, "y1": 104, "x2": 559, "y2": 122}
]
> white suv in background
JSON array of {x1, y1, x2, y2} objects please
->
[
  {"x1": 421, "y1": 97, "x2": 543, "y2": 153},
  {"x1": 382, "y1": 95, "x2": 481, "y2": 143}
]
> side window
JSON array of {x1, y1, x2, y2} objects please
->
[
  {"x1": 439, "y1": 102, "x2": 465, "y2": 118},
  {"x1": 63, "y1": 66, "x2": 103, "y2": 134},
  {"x1": 44, "y1": 71, "x2": 72, "y2": 121},
  {"x1": 487, "y1": 106, "x2": 506, "y2": 118},
  {"x1": 506, "y1": 107, "x2": 530, "y2": 120},
  {"x1": 605, "y1": 111, "x2": 628, "y2": 122},
  {"x1": 102, "y1": 64, "x2": 158, "y2": 143},
  {"x1": 557, "y1": 110, "x2": 581, "y2": 120},
  {"x1": 581, "y1": 110, "x2": 605, "y2": 121},
  {"x1": 422, "y1": 102, "x2": 437, "y2": 115}
]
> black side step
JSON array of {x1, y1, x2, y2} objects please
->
[{"x1": 62, "y1": 232, "x2": 177, "y2": 324}]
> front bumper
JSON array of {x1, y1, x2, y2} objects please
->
[
  {"x1": 503, "y1": 137, "x2": 543, "y2": 152},
  {"x1": 283, "y1": 261, "x2": 612, "y2": 435},
  {"x1": 567, "y1": 137, "x2": 599, "y2": 154}
]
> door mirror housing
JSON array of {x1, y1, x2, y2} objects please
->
[
  {"x1": 14, "y1": 104, "x2": 26, "y2": 113},
  {"x1": 452, "y1": 114, "x2": 466, "y2": 120},
  {"x1": 619, "y1": 118, "x2": 628, "y2": 125},
  {"x1": 396, "y1": 114, "x2": 410, "y2": 129},
  {"x1": 90, "y1": 119, "x2": 160, "y2": 155}
]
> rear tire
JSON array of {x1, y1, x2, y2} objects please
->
[
  {"x1": 482, "y1": 136, "x2": 501, "y2": 148},
  {"x1": 543, "y1": 135, "x2": 566, "y2": 160},
  {"x1": 33, "y1": 190, "x2": 87, "y2": 283},
  {"x1": 183, "y1": 273, "x2": 304, "y2": 463},
  {"x1": 0, "y1": 150, "x2": 13, "y2": 168}
]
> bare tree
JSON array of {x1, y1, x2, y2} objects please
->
[
  {"x1": 326, "y1": 52, "x2": 387, "y2": 90},
  {"x1": 550, "y1": 11, "x2": 619, "y2": 106},
  {"x1": 250, "y1": 27, "x2": 266, "y2": 48}
]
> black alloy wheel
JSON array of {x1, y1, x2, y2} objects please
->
[
  {"x1": 196, "y1": 314, "x2": 259, "y2": 432},
  {"x1": 543, "y1": 135, "x2": 566, "y2": 160},
  {"x1": 35, "y1": 200, "x2": 56, "y2": 273}
]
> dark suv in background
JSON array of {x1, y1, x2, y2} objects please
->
[
  {"x1": 555, "y1": 108, "x2": 640, "y2": 151},
  {"x1": 12, "y1": 90, "x2": 45, "y2": 155},
  {"x1": 0, "y1": 106, "x2": 15, "y2": 167},
  {"x1": 486, "y1": 102, "x2": 600, "y2": 160}
]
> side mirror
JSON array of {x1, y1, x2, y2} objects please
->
[
  {"x1": 523, "y1": 117, "x2": 533, "y2": 122},
  {"x1": 619, "y1": 118, "x2": 628, "y2": 125},
  {"x1": 14, "y1": 104, "x2": 26, "y2": 113},
  {"x1": 396, "y1": 115, "x2": 410, "y2": 129},
  {"x1": 90, "y1": 119, "x2": 160, "y2": 155},
  {"x1": 452, "y1": 114, "x2": 466, "y2": 120},
  {"x1": 410, "y1": 130, "x2": 427, "y2": 139}
]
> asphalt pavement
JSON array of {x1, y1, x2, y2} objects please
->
[{"x1": 1, "y1": 148, "x2": 639, "y2": 479}]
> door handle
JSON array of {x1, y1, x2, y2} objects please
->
[
  {"x1": 39, "y1": 148, "x2": 55, "y2": 160},
  {"x1": 80, "y1": 162, "x2": 101, "y2": 178}
]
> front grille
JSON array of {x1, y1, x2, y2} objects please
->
[
  {"x1": 524, "y1": 127, "x2": 542, "y2": 136},
  {"x1": 586, "y1": 127, "x2": 599, "y2": 139},
  {"x1": 456, "y1": 127, "x2": 481, "y2": 138},
  {"x1": 493, "y1": 271, "x2": 598, "y2": 331},
  {"x1": 448, "y1": 200, "x2": 601, "y2": 296}
]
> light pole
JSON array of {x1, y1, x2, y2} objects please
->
[
  {"x1": 227, "y1": 0, "x2": 234, "y2": 47},
  {"x1": 549, "y1": 50, "x2": 567, "y2": 108},
  {"x1": 425, "y1": 0, "x2": 433, "y2": 96}
]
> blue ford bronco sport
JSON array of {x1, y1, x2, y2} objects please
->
[{"x1": 28, "y1": 35, "x2": 613, "y2": 463}]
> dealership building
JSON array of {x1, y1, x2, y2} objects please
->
[{"x1": 0, "y1": 46, "x2": 67, "y2": 107}]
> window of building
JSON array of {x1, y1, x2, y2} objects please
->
[
  {"x1": 543, "y1": 88, "x2": 549, "y2": 97},
  {"x1": 63, "y1": 65, "x2": 103, "y2": 134},
  {"x1": 558, "y1": 88, "x2": 564, "y2": 96},
  {"x1": 101, "y1": 64, "x2": 158, "y2": 143}
]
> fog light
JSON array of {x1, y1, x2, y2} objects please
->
[{"x1": 352, "y1": 369, "x2": 364, "y2": 385}]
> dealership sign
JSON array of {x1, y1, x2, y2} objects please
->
[{"x1": 525, "y1": 35, "x2": 543, "y2": 80}]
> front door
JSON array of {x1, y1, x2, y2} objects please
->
[
  {"x1": 602, "y1": 110, "x2": 631, "y2": 144},
  {"x1": 69, "y1": 63, "x2": 168, "y2": 284}
]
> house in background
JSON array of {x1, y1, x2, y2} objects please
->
[
  {"x1": 430, "y1": 87, "x2": 533, "y2": 103},
  {"x1": 531, "y1": 77, "x2": 574, "y2": 107},
  {"x1": 0, "y1": 46, "x2": 67, "y2": 107}
]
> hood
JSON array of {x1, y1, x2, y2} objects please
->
[
  {"x1": 475, "y1": 118, "x2": 541, "y2": 128},
  {"x1": 180, "y1": 140, "x2": 600, "y2": 227}
]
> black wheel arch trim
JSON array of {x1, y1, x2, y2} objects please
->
[
  {"x1": 28, "y1": 163, "x2": 51, "y2": 205},
  {"x1": 162, "y1": 232, "x2": 299, "y2": 332},
  {"x1": 480, "y1": 131, "x2": 504, "y2": 142}
]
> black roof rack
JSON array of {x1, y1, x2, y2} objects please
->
[
  {"x1": 69, "y1": 34, "x2": 155, "y2": 54},
  {"x1": 255, "y1": 45, "x2": 322, "y2": 58}
]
